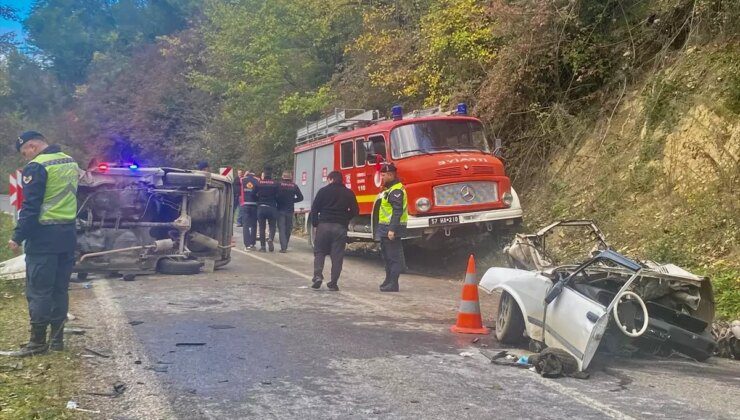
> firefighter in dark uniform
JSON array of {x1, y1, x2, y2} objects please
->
[
  {"x1": 242, "y1": 170, "x2": 259, "y2": 250},
  {"x1": 7, "y1": 131, "x2": 79, "y2": 356},
  {"x1": 276, "y1": 170, "x2": 303, "y2": 253},
  {"x1": 376, "y1": 163, "x2": 407, "y2": 292},
  {"x1": 255, "y1": 168, "x2": 279, "y2": 252}
]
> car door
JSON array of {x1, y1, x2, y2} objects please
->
[{"x1": 542, "y1": 286, "x2": 608, "y2": 371}]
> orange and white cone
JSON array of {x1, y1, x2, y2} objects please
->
[{"x1": 450, "y1": 255, "x2": 490, "y2": 335}]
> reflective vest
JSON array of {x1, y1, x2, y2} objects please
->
[
  {"x1": 378, "y1": 182, "x2": 408, "y2": 225},
  {"x1": 30, "y1": 152, "x2": 78, "y2": 225}
]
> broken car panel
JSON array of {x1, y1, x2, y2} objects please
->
[{"x1": 479, "y1": 220, "x2": 716, "y2": 371}]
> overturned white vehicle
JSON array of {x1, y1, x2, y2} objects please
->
[
  {"x1": 479, "y1": 220, "x2": 716, "y2": 371},
  {"x1": 73, "y1": 165, "x2": 234, "y2": 280}
]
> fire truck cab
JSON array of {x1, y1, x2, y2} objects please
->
[{"x1": 293, "y1": 105, "x2": 523, "y2": 247}]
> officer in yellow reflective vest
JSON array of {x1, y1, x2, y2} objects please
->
[
  {"x1": 376, "y1": 163, "x2": 407, "y2": 292},
  {"x1": 7, "y1": 131, "x2": 79, "y2": 357}
]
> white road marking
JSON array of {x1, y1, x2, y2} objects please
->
[
  {"x1": 91, "y1": 280, "x2": 177, "y2": 418},
  {"x1": 232, "y1": 248, "x2": 395, "y2": 314}
]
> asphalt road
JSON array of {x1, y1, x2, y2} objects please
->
[{"x1": 69, "y1": 234, "x2": 740, "y2": 419}]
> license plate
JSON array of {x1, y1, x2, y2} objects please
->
[{"x1": 429, "y1": 215, "x2": 460, "y2": 226}]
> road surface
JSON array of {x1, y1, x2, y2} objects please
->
[{"x1": 65, "y1": 235, "x2": 739, "y2": 419}]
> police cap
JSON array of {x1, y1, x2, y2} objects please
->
[
  {"x1": 16, "y1": 131, "x2": 45, "y2": 152},
  {"x1": 380, "y1": 163, "x2": 397, "y2": 173}
]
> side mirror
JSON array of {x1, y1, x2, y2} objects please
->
[{"x1": 544, "y1": 281, "x2": 565, "y2": 304}]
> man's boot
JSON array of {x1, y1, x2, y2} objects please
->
[
  {"x1": 49, "y1": 321, "x2": 65, "y2": 351},
  {"x1": 380, "y1": 282, "x2": 399, "y2": 292},
  {"x1": 9, "y1": 325, "x2": 48, "y2": 357}
]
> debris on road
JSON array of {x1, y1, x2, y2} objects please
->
[
  {"x1": 83, "y1": 347, "x2": 111, "y2": 358},
  {"x1": 129, "y1": 320, "x2": 145, "y2": 326},
  {"x1": 66, "y1": 400, "x2": 100, "y2": 414},
  {"x1": 713, "y1": 320, "x2": 740, "y2": 359},
  {"x1": 64, "y1": 326, "x2": 87, "y2": 335},
  {"x1": 175, "y1": 342, "x2": 206, "y2": 347},
  {"x1": 459, "y1": 351, "x2": 475, "y2": 357},
  {"x1": 86, "y1": 381, "x2": 127, "y2": 398},
  {"x1": 529, "y1": 348, "x2": 589, "y2": 379},
  {"x1": 208, "y1": 324, "x2": 235, "y2": 330}
]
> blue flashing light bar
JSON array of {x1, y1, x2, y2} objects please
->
[
  {"x1": 391, "y1": 105, "x2": 403, "y2": 121},
  {"x1": 456, "y1": 103, "x2": 468, "y2": 115}
]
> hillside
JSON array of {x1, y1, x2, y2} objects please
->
[{"x1": 521, "y1": 42, "x2": 739, "y2": 318}]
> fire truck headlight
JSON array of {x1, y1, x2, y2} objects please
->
[
  {"x1": 415, "y1": 197, "x2": 431, "y2": 213},
  {"x1": 502, "y1": 192, "x2": 513, "y2": 207}
]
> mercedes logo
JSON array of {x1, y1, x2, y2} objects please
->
[{"x1": 460, "y1": 185, "x2": 476, "y2": 202}]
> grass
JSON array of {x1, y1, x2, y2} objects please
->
[{"x1": 0, "y1": 213, "x2": 84, "y2": 419}]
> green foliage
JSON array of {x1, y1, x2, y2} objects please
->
[
  {"x1": 24, "y1": 0, "x2": 197, "y2": 84},
  {"x1": 710, "y1": 268, "x2": 740, "y2": 320}
]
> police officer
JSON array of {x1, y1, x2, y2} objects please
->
[
  {"x1": 276, "y1": 170, "x2": 303, "y2": 253},
  {"x1": 255, "y1": 167, "x2": 279, "y2": 252},
  {"x1": 376, "y1": 163, "x2": 407, "y2": 292},
  {"x1": 242, "y1": 170, "x2": 259, "y2": 250},
  {"x1": 7, "y1": 131, "x2": 79, "y2": 356}
]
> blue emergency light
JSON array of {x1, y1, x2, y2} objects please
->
[
  {"x1": 128, "y1": 163, "x2": 139, "y2": 170},
  {"x1": 391, "y1": 105, "x2": 403, "y2": 121},
  {"x1": 456, "y1": 103, "x2": 468, "y2": 115}
]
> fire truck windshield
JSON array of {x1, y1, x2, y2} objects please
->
[{"x1": 390, "y1": 120, "x2": 488, "y2": 159}]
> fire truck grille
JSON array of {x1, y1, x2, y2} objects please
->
[
  {"x1": 434, "y1": 181, "x2": 498, "y2": 207},
  {"x1": 435, "y1": 167, "x2": 462, "y2": 177}
]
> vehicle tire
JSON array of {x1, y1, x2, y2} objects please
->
[
  {"x1": 76, "y1": 272, "x2": 88, "y2": 282},
  {"x1": 122, "y1": 274, "x2": 136, "y2": 282},
  {"x1": 157, "y1": 258, "x2": 202, "y2": 275},
  {"x1": 496, "y1": 291, "x2": 526, "y2": 344},
  {"x1": 163, "y1": 172, "x2": 207, "y2": 188}
]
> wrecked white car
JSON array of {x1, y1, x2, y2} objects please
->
[
  {"x1": 73, "y1": 164, "x2": 234, "y2": 280},
  {"x1": 479, "y1": 220, "x2": 716, "y2": 371}
]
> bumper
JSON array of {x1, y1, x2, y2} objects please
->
[{"x1": 407, "y1": 188, "x2": 523, "y2": 230}]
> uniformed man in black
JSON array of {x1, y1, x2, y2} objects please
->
[
  {"x1": 276, "y1": 170, "x2": 304, "y2": 253},
  {"x1": 7, "y1": 131, "x2": 79, "y2": 356},
  {"x1": 255, "y1": 168, "x2": 279, "y2": 252},
  {"x1": 242, "y1": 170, "x2": 259, "y2": 250},
  {"x1": 376, "y1": 163, "x2": 408, "y2": 292},
  {"x1": 234, "y1": 169, "x2": 244, "y2": 227},
  {"x1": 309, "y1": 171, "x2": 359, "y2": 291}
]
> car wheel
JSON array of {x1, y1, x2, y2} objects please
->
[
  {"x1": 76, "y1": 272, "x2": 88, "y2": 281},
  {"x1": 496, "y1": 291, "x2": 526, "y2": 344},
  {"x1": 157, "y1": 258, "x2": 202, "y2": 275}
]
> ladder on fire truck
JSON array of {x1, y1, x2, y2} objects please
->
[{"x1": 296, "y1": 108, "x2": 381, "y2": 144}]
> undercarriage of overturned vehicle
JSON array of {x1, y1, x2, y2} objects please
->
[{"x1": 74, "y1": 169, "x2": 232, "y2": 278}]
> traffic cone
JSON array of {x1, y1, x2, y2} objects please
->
[{"x1": 450, "y1": 255, "x2": 490, "y2": 335}]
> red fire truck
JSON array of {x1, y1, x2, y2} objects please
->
[{"x1": 293, "y1": 105, "x2": 522, "y2": 247}]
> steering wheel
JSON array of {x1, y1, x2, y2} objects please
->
[{"x1": 612, "y1": 290, "x2": 649, "y2": 338}]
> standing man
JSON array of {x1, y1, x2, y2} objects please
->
[
  {"x1": 234, "y1": 169, "x2": 244, "y2": 227},
  {"x1": 376, "y1": 163, "x2": 407, "y2": 292},
  {"x1": 255, "y1": 167, "x2": 279, "y2": 252},
  {"x1": 276, "y1": 170, "x2": 303, "y2": 253},
  {"x1": 242, "y1": 170, "x2": 259, "y2": 250},
  {"x1": 7, "y1": 131, "x2": 79, "y2": 356},
  {"x1": 309, "y1": 171, "x2": 359, "y2": 291}
]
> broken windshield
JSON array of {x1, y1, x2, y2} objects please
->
[{"x1": 390, "y1": 120, "x2": 488, "y2": 159}]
